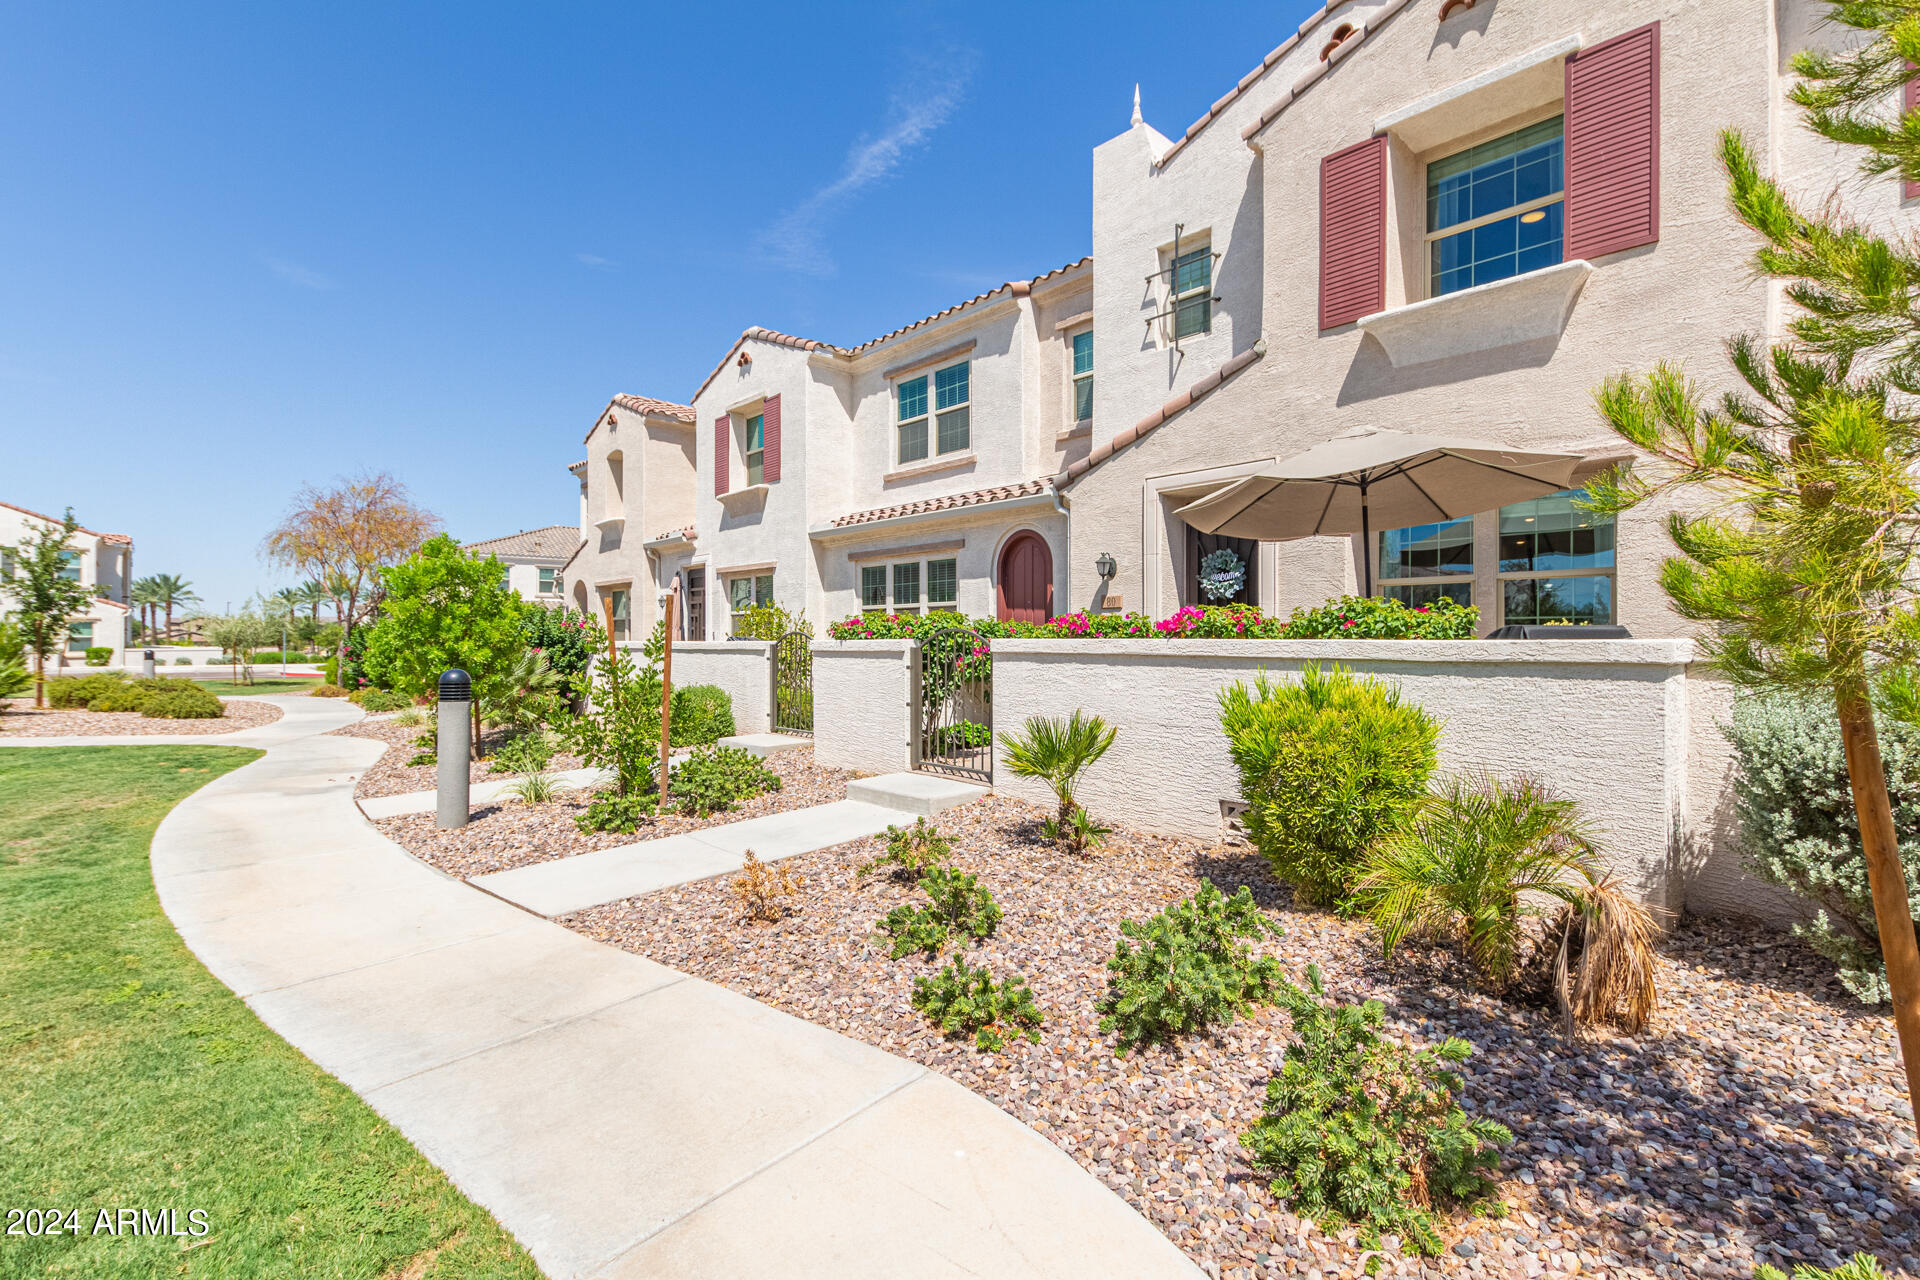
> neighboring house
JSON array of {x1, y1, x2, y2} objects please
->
[
  {"x1": 462, "y1": 525, "x2": 582, "y2": 608},
  {"x1": 565, "y1": 394, "x2": 700, "y2": 641},
  {"x1": 0, "y1": 499, "x2": 134, "y2": 668}
]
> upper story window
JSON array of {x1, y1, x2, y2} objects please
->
[
  {"x1": 1071, "y1": 331, "x2": 1093, "y2": 422},
  {"x1": 538, "y1": 567, "x2": 558, "y2": 595},
  {"x1": 744, "y1": 413, "x2": 766, "y2": 486},
  {"x1": 1427, "y1": 115, "x2": 1564, "y2": 298},
  {"x1": 1498, "y1": 487, "x2": 1614, "y2": 625},
  {"x1": 897, "y1": 361, "x2": 971, "y2": 465},
  {"x1": 57, "y1": 550, "x2": 82, "y2": 581},
  {"x1": 1171, "y1": 244, "x2": 1213, "y2": 337},
  {"x1": 1379, "y1": 517, "x2": 1474, "y2": 608}
]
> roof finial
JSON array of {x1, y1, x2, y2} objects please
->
[{"x1": 1131, "y1": 83, "x2": 1143, "y2": 126}]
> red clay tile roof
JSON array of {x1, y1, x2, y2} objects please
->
[
  {"x1": 645, "y1": 526, "x2": 696, "y2": 545},
  {"x1": 1237, "y1": 0, "x2": 1414, "y2": 148},
  {"x1": 1055, "y1": 341, "x2": 1267, "y2": 489},
  {"x1": 609, "y1": 394, "x2": 696, "y2": 422},
  {"x1": 462, "y1": 525, "x2": 583, "y2": 561},
  {"x1": 567, "y1": 459, "x2": 588, "y2": 474},
  {"x1": 689, "y1": 259, "x2": 1092, "y2": 404},
  {"x1": 0, "y1": 499, "x2": 131, "y2": 545},
  {"x1": 828, "y1": 479, "x2": 1054, "y2": 529}
]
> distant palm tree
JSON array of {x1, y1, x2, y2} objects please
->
[
  {"x1": 148, "y1": 573, "x2": 198, "y2": 641},
  {"x1": 129, "y1": 576, "x2": 161, "y2": 642},
  {"x1": 294, "y1": 578, "x2": 330, "y2": 624}
]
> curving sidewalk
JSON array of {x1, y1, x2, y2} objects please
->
[{"x1": 13, "y1": 695, "x2": 1201, "y2": 1280}]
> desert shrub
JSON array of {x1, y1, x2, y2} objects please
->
[
  {"x1": 1281, "y1": 594, "x2": 1479, "y2": 639},
  {"x1": 668, "y1": 746, "x2": 780, "y2": 816},
  {"x1": 731, "y1": 850, "x2": 804, "y2": 923},
  {"x1": 998, "y1": 710, "x2": 1117, "y2": 853},
  {"x1": 142, "y1": 686, "x2": 224, "y2": 719},
  {"x1": 47, "y1": 674, "x2": 126, "y2": 708},
  {"x1": 353, "y1": 688, "x2": 413, "y2": 713},
  {"x1": 670, "y1": 683, "x2": 735, "y2": 747},
  {"x1": 310, "y1": 683, "x2": 349, "y2": 698},
  {"x1": 249, "y1": 650, "x2": 294, "y2": 663},
  {"x1": 89, "y1": 683, "x2": 154, "y2": 713},
  {"x1": 859, "y1": 818, "x2": 953, "y2": 881},
  {"x1": 390, "y1": 707, "x2": 429, "y2": 728},
  {"x1": 404, "y1": 730, "x2": 436, "y2": 767},
  {"x1": 879, "y1": 866, "x2": 1003, "y2": 959},
  {"x1": 173, "y1": 657, "x2": 191, "y2": 665},
  {"x1": 84, "y1": 646, "x2": 112, "y2": 666},
  {"x1": 575, "y1": 789, "x2": 657, "y2": 834},
  {"x1": 1241, "y1": 966, "x2": 1510, "y2": 1256},
  {"x1": 504, "y1": 770, "x2": 560, "y2": 804},
  {"x1": 729, "y1": 603, "x2": 809, "y2": 642},
  {"x1": 911, "y1": 957, "x2": 1045, "y2": 1051},
  {"x1": 1219, "y1": 664, "x2": 1439, "y2": 907},
  {"x1": 490, "y1": 729, "x2": 556, "y2": 775},
  {"x1": 1099, "y1": 881, "x2": 1285, "y2": 1053},
  {"x1": 1724, "y1": 693, "x2": 1920, "y2": 1004},
  {"x1": 1756, "y1": 1256, "x2": 1894, "y2": 1280}
]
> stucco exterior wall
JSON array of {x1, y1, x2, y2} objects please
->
[
  {"x1": 567, "y1": 403, "x2": 698, "y2": 639},
  {"x1": 813, "y1": 505, "x2": 1070, "y2": 624},
  {"x1": 0, "y1": 503, "x2": 132, "y2": 668},
  {"x1": 810, "y1": 640, "x2": 915, "y2": 774},
  {"x1": 670, "y1": 641, "x2": 775, "y2": 735},
  {"x1": 991, "y1": 638, "x2": 1695, "y2": 908}
]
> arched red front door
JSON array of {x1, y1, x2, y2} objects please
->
[{"x1": 996, "y1": 532, "x2": 1053, "y2": 623}]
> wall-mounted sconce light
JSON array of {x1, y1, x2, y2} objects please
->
[{"x1": 1095, "y1": 551, "x2": 1118, "y2": 580}]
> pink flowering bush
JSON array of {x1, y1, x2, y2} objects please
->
[{"x1": 826, "y1": 596, "x2": 1474, "y2": 641}]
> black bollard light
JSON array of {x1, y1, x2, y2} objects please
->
[
  {"x1": 141, "y1": 649, "x2": 155, "y2": 678},
  {"x1": 436, "y1": 668, "x2": 472, "y2": 829}
]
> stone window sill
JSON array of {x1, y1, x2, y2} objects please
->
[
  {"x1": 592, "y1": 515, "x2": 625, "y2": 531},
  {"x1": 1357, "y1": 259, "x2": 1594, "y2": 368},
  {"x1": 1058, "y1": 421, "x2": 1093, "y2": 443},
  {"x1": 883, "y1": 452, "x2": 976, "y2": 485},
  {"x1": 717, "y1": 483, "x2": 771, "y2": 508}
]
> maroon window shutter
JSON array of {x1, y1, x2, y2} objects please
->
[
  {"x1": 713, "y1": 415, "x2": 729, "y2": 496},
  {"x1": 762, "y1": 394, "x2": 782, "y2": 484},
  {"x1": 1564, "y1": 22, "x2": 1661, "y2": 261},
  {"x1": 1906, "y1": 73, "x2": 1918, "y2": 200},
  {"x1": 1319, "y1": 135, "x2": 1388, "y2": 330}
]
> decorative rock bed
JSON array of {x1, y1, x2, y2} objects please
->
[
  {"x1": 563, "y1": 795, "x2": 1920, "y2": 1280},
  {"x1": 0, "y1": 696, "x2": 283, "y2": 737}
]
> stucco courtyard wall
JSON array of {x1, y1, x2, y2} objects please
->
[
  {"x1": 990, "y1": 638, "x2": 1700, "y2": 910},
  {"x1": 811, "y1": 640, "x2": 915, "y2": 775},
  {"x1": 669, "y1": 641, "x2": 775, "y2": 735}
]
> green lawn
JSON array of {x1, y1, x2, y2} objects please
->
[
  {"x1": 0, "y1": 747, "x2": 540, "y2": 1280},
  {"x1": 177, "y1": 678, "x2": 316, "y2": 697}
]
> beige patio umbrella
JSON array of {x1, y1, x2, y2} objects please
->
[{"x1": 1172, "y1": 427, "x2": 1586, "y2": 595}]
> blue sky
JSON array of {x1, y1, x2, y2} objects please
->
[{"x1": 0, "y1": 1, "x2": 1318, "y2": 611}]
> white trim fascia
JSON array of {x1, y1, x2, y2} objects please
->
[
  {"x1": 1374, "y1": 35, "x2": 1585, "y2": 136},
  {"x1": 808, "y1": 490, "x2": 1057, "y2": 544}
]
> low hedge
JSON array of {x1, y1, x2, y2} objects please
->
[
  {"x1": 142, "y1": 685, "x2": 224, "y2": 719},
  {"x1": 825, "y1": 596, "x2": 1479, "y2": 642},
  {"x1": 84, "y1": 646, "x2": 113, "y2": 666},
  {"x1": 351, "y1": 688, "x2": 412, "y2": 713}
]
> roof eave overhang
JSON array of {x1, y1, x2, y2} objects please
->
[{"x1": 808, "y1": 490, "x2": 1057, "y2": 544}]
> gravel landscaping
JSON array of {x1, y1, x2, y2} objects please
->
[
  {"x1": 0, "y1": 696, "x2": 283, "y2": 737},
  {"x1": 566, "y1": 795, "x2": 1920, "y2": 1280},
  {"x1": 330, "y1": 716, "x2": 587, "y2": 798},
  {"x1": 368, "y1": 744, "x2": 855, "y2": 879}
]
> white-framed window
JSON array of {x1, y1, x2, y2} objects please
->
[
  {"x1": 1070, "y1": 330, "x2": 1093, "y2": 422},
  {"x1": 607, "y1": 589, "x2": 630, "y2": 642},
  {"x1": 896, "y1": 362, "x2": 970, "y2": 464},
  {"x1": 1498, "y1": 488, "x2": 1615, "y2": 625},
  {"x1": 1171, "y1": 242, "x2": 1213, "y2": 338},
  {"x1": 861, "y1": 556, "x2": 958, "y2": 614},
  {"x1": 727, "y1": 573, "x2": 774, "y2": 615},
  {"x1": 743, "y1": 412, "x2": 765, "y2": 486},
  {"x1": 538, "y1": 567, "x2": 559, "y2": 595},
  {"x1": 67, "y1": 621, "x2": 93, "y2": 653},
  {"x1": 1428, "y1": 115, "x2": 1564, "y2": 298},
  {"x1": 57, "y1": 550, "x2": 81, "y2": 582},
  {"x1": 1378, "y1": 517, "x2": 1475, "y2": 608}
]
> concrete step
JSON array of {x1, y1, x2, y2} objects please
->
[
  {"x1": 846, "y1": 772, "x2": 989, "y2": 817},
  {"x1": 717, "y1": 733, "x2": 812, "y2": 757}
]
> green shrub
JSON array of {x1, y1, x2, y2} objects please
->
[
  {"x1": 1098, "y1": 881, "x2": 1285, "y2": 1054},
  {"x1": 1219, "y1": 664, "x2": 1440, "y2": 907},
  {"x1": 730, "y1": 603, "x2": 809, "y2": 642},
  {"x1": 353, "y1": 689, "x2": 412, "y2": 713},
  {"x1": 879, "y1": 866, "x2": 1003, "y2": 959},
  {"x1": 173, "y1": 657, "x2": 191, "y2": 665},
  {"x1": 668, "y1": 745, "x2": 781, "y2": 816},
  {"x1": 1724, "y1": 693, "x2": 1920, "y2": 1004},
  {"x1": 46, "y1": 674, "x2": 126, "y2": 708},
  {"x1": 1241, "y1": 967, "x2": 1510, "y2": 1256},
  {"x1": 142, "y1": 686, "x2": 224, "y2": 719},
  {"x1": 491, "y1": 729, "x2": 556, "y2": 776},
  {"x1": 929, "y1": 720, "x2": 991, "y2": 753},
  {"x1": 1756, "y1": 1255, "x2": 1894, "y2": 1280},
  {"x1": 670, "y1": 684, "x2": 735, "y2": 747},
  {"x1": 575, "y1": 789, "x2": 657, "y2": 834},
  {"x1": 84, "y1": 646, "x2": 112, "y2": 666},
  {"x1": 1281, "y1": 594, "x2": 1479, "y2": 639},
  {"x1": 89, "y1": 683, "x2": 153, "y2": 713},
  {"x1": 310, "y1": 683, "x2": 349, "y2": 698},
  {"x1": 911, "y1": 958, "x2": 1045, "y2": 1051},
  {"x1": 858, "y1": 818, "x2": 952, "y2": 880}
]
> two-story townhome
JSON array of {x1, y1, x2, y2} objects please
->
[
  {"x1": 1052, "y1": 0, "x2": 1907, "y2": 916},
  {"x1": 562, "y1": 394, "x2": 700, "y2": 641},
  {"x1": 0, "y1": 499, "x2": 134, "y2": 668},
  {"x1": 461, "y1": 526, "x2": 581, "y2": 608}
]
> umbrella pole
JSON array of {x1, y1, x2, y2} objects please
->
[{"x1": 1360, "y1": 479, "x2": 1373, "y2": 597}]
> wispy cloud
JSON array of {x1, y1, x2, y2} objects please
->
[
  {"x1": 263, "y1": 255, "x2": 336, "y2": 291},
  {"x1": 755, "y1": 50, "x2": 975, "y2": 277},
  {"x1": 575, "y1": 252, "x2": 618, "y2": 270}
]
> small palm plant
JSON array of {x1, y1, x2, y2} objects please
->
[
  {"x1": 1355, "y1": 773, "x2": 1659, "y2": 1031},
  {"x1": 997, "y1": 711, "x2": 1118, "y2": 853}
]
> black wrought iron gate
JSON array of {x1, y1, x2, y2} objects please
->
[
  {"x1": 773, "y1": 628, "x2": 813, "y2": 736},
  {"x1": 916, "y1": 625, "x2": 992, "y2": 783}
]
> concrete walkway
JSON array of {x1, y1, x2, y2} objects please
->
[{"x1": 7, "y1": 695, "x2": 1201, "y2": 1279}]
